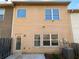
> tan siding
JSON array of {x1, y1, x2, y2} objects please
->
[{"x1": 12, "y1": 5, "x2": 73, "y2": 53}]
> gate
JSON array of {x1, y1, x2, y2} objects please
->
[{"x1": 0, "y1": 38, "x2": 12, "y2": 59}]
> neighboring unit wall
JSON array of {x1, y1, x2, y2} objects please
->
[
  {"x1": 70, "y1": 11, "x2": 79, "y2": 43},
  {"x1": 0, "y1": 6, "x2": 13, "y2": 38}
]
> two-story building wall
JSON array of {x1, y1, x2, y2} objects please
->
[{"x1": 11, "y1": 1, "x2": 73, "y2": 53}]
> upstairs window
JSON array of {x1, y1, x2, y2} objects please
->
[
  {"x1": 0, "y1": 9, "x2": 5, "y2": 21},
  {"x1": 17, "y1": 8, "x2": 26, "y2": 18},
  {"x1": 45, "y1": 8, "x2": 59, "y2": 20}
]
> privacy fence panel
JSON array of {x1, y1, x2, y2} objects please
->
[
  {"x1": 0, "y1": 38, "x2": 12, "y2": 59},
  {"x1": 71, "y1": 43, "x2": 79, "y2": 59},
  {"x1": 62, "y1": 48, "x2": 74, "y2": 59}
]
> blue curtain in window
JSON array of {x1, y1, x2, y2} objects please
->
[
  {"x1": 0, "y1": 9, "x2": 4, "y2": 15},
  {"x1": 0, "y1": 9, "x2": 5, "y2": 20},
  {"x1": 53, "y1": 9, "x2": 59, "y2": 20},
  {"x1": 45, "y1": 9, "x2": 52, "y2": 20},
  {"x1": 17, "y1": 9, "x2": 26, "y2": 18}
]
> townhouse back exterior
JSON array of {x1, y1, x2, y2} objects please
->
[{"x1": 0, "y1": 0, "x2": 73, "y2": 54}]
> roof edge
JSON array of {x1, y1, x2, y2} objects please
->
[
  {"x1": 12, "y1": 1, "x2": 70, "y2": 6},
  {"x1": 68, "y1": 9, "x2": 79, "y2": 13},
  {"x1": 0, "y1": 2, "x2": 14, "y2": 7},
  {"x1": 0, "y1": 1, "x2": 70, "y2": 7}
]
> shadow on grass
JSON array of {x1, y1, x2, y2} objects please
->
[{"x1": 45, "y1": 54, "x2": 61, "y2": 59}]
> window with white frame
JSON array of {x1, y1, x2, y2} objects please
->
[
  {"x1": 34, "y1": 34, "x2": 40, "y2": 46},
  {"x1": 17, "y1": 8, "x2": 26, "y2": 18},
  {"x1": 43, "y1": 34, "x2": 50, "y2": 46},
  {"x1": 0, "y1": 9, "x2": 5, "y2": 21},
  {"x1": 43, "y1": 34, "x2": 58, "y2": 46},
  {"x1": 34, "y1": 34, "x2": 58, "y2": 47},
  {"x1": 45, "y1": 8, "x2": 59, "y2": 20},
  {"x1": 51, "y1": 34, "x2": 58, "y2": 46}
]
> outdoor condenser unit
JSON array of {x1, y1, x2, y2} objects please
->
[
  {"x1": 62, "y1": 48, "x2": 74, "y2": 59},
  {"x1": 71, "y1": 43, "x2": 79, "y2": 59}
]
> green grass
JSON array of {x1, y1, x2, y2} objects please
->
[
  {"x1": 45, "y1": 53, "x2": 61, "y2": 59},
  {"x1": 52, "y1": 54, "x2": 61, "y2": 59}
]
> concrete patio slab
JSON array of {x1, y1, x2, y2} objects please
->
[{"x1": 6, "y1": 54, "x2": 45, "y2": 59}]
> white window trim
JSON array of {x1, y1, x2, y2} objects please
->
[
  {"x1": 51, "y1": 9, "x2": 53, "y2": 20},
  {"x1": 16, "y1": 8, "x2": 27, "y2": 18},
  {"x1": 3, "y1": 9, "x2": 5, "y2": 20},
  {"x1": 33, "y1": 34, "x2": 41, "y2": 47},
  {"x1": 50, "y1": 34, "x2": 52, "y2": 46},
  {"x1": 0, "y1": 8, "x2": 5, "y2": 21}
]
